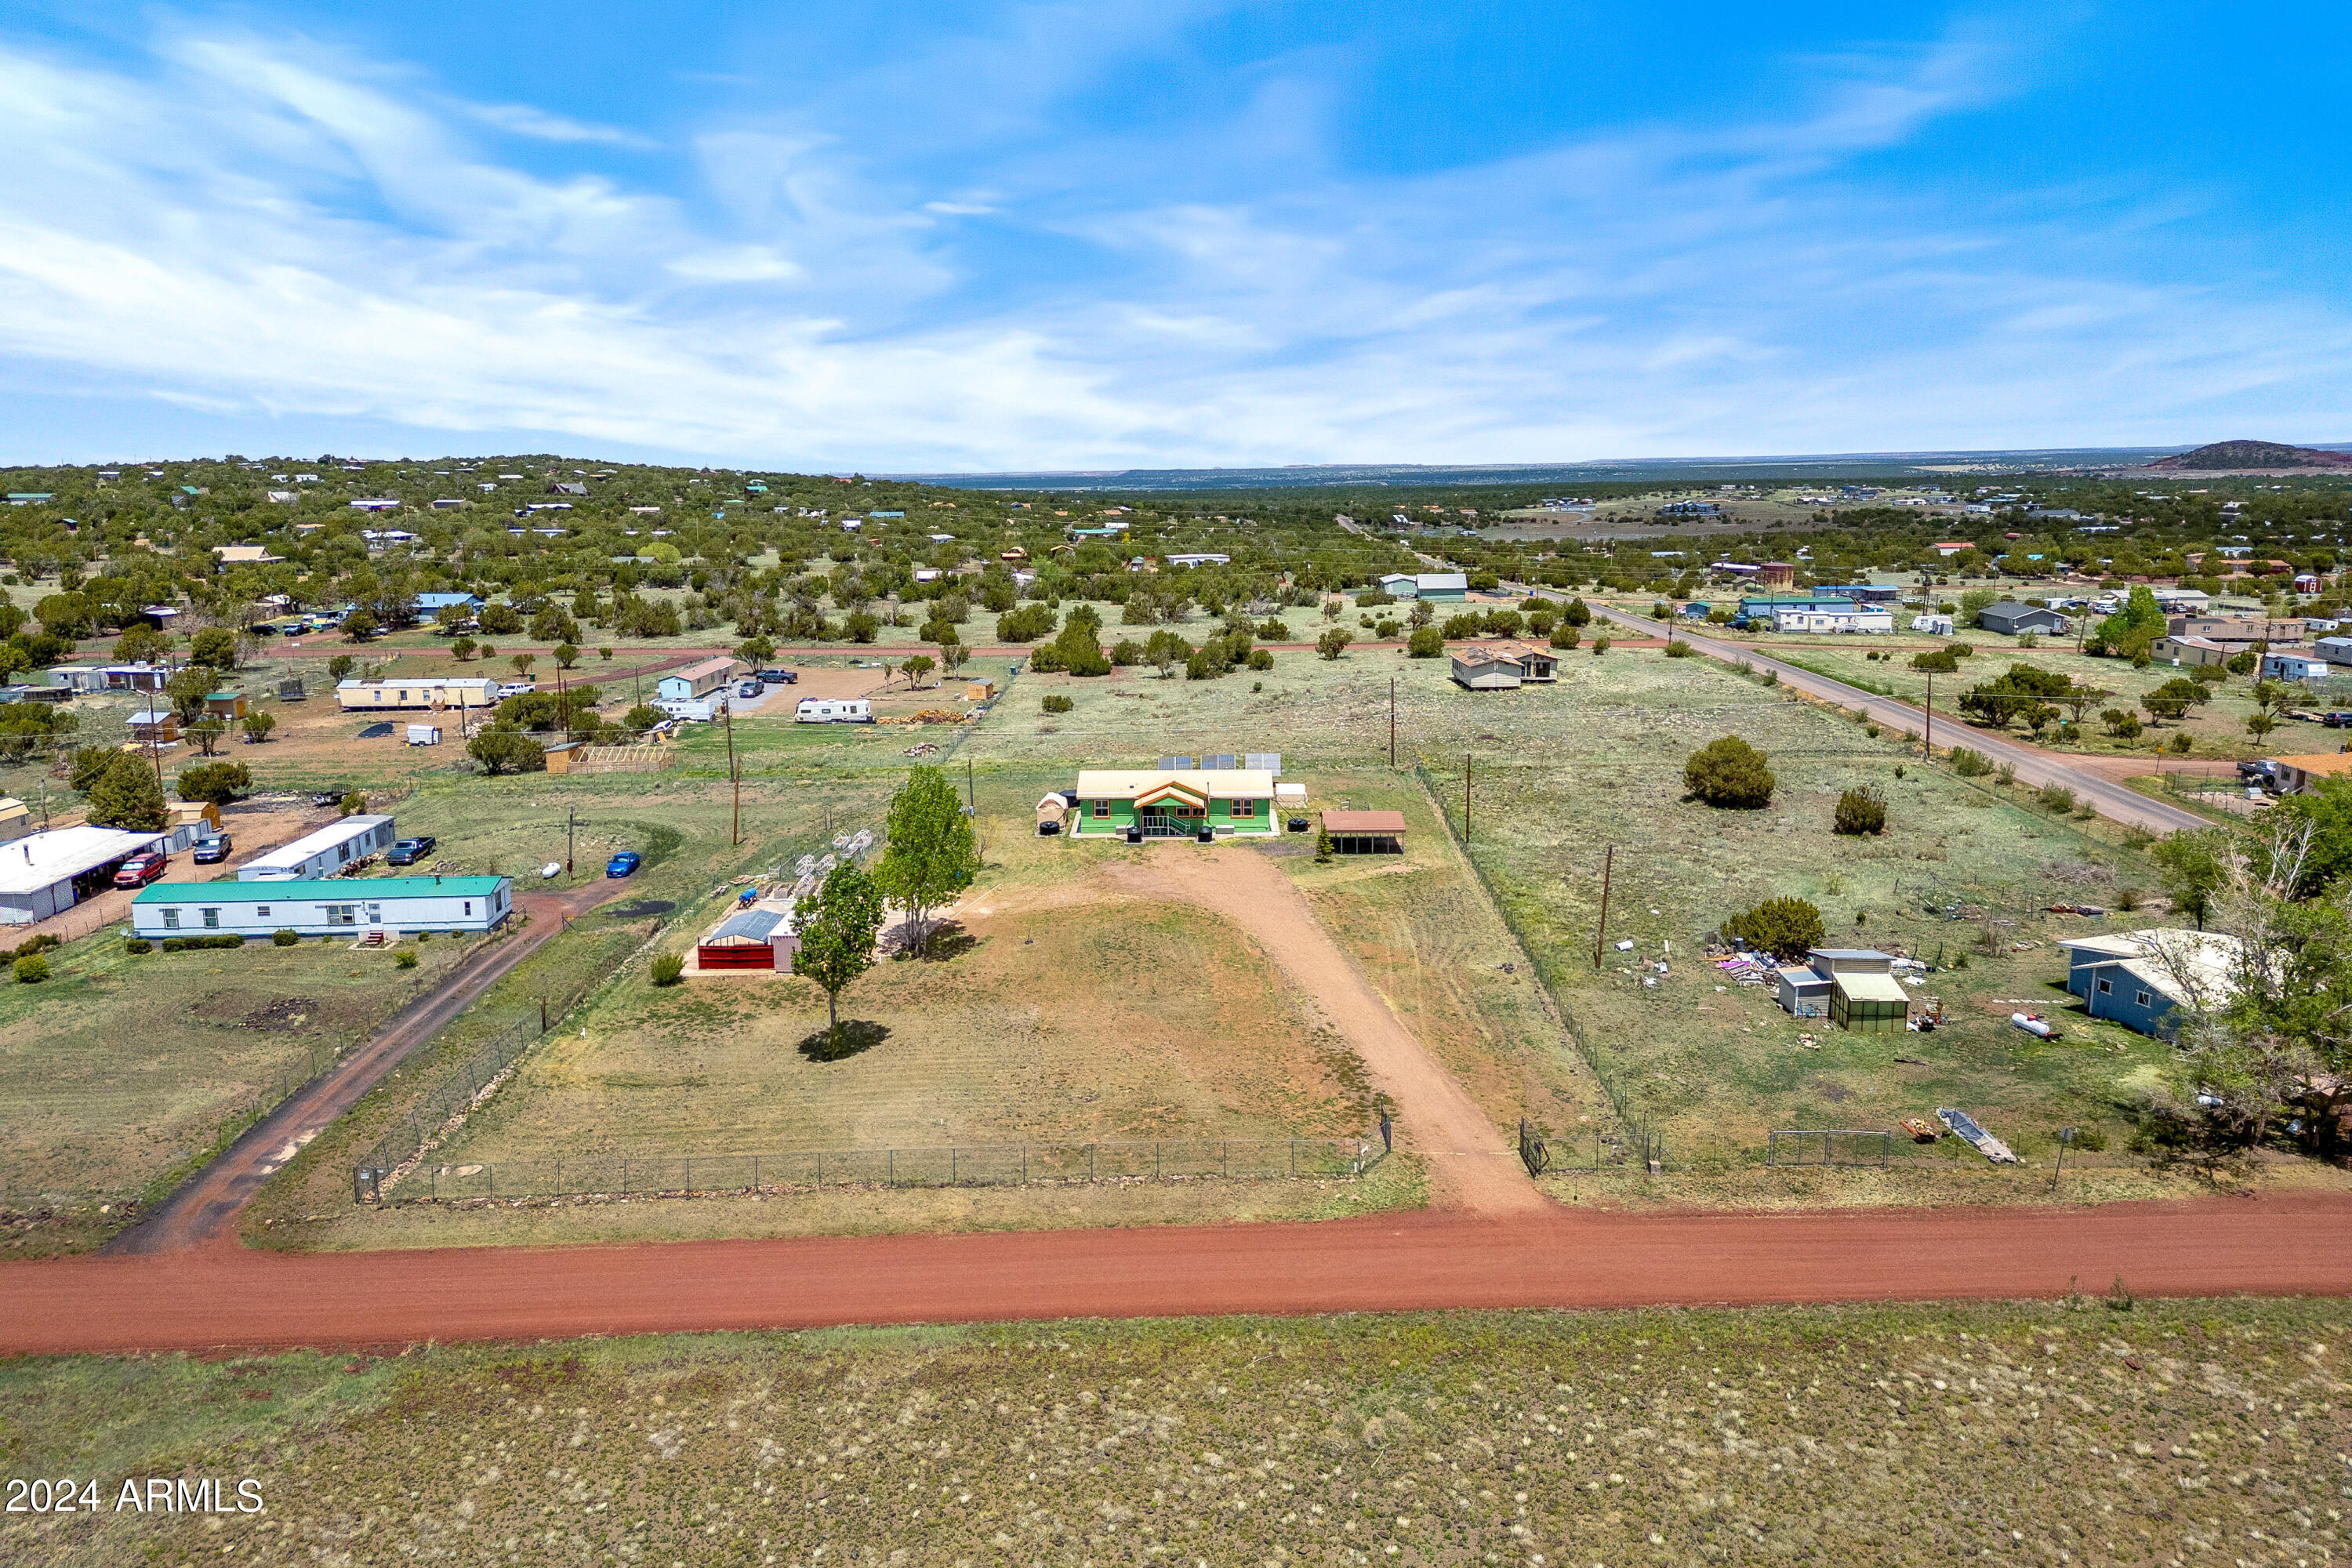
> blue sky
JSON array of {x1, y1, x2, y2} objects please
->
[{"x1": 0, "y1": 2, "x2": 2345, "y2": 470}]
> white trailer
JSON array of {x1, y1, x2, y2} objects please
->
[
  {"x1": 795, "y1": 699, "x2": 873, "y2": 724},
  {"x1": 405, "y1": 724, "x2": 442, "y2": 746},
  {"x1": 657, "y1": 698, "x2": 719, "y2": 723}
]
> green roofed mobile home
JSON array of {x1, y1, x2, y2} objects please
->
[{"x1": 131, "y1": 875, "x2": 514, "y2": 939}]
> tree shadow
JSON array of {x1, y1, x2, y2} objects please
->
[
  {"x1": 888, "y1": 920, "x2": 978, "y2": 962},
  {"x1": 797, "y1": 1020, "x2": 891, "y2": 1062}
]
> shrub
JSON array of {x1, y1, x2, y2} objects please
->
[
  {"x1": 1590, "y1": 636, "x2": 1610, "y2": 656},
  {"x1": 1316, "y1": 627, "x2": 1352, "y2": 661},
  {"x1": 1247, "y1": 648, "x2": 1273, "y2": 671},
  {"x1": 1683, "y1": 735, "x2": 1776, "y2": 808},
  {"x1": 272, "y1": 928, "x2": 299, "y2": 946},
  {"x1": 1407, "y1": 626, "x2": 1444, "y2": 658},
  {"x1": 1664, "y1": 640, "x2": 1693, "y2": 658},
  {"x1": 125, "y1": 938, "x2": 152, "y2": 955},
  {"x1": 394, "y1": 950, "x2": 419, "y2": 969},
  {"x1": 1548, "y1": 622, "x2": 1580, "y2": 651},
  {"x1": 1911, "y1": 648, "x2": 1959, "y2": 672},
  {"x1": 1833, "y1": 786, "x2": 1888, "y2": 836},
  {"x1": 159, "y1": 938, "x2": 186, "y2": 953},
  {"x1": 14, "y1": 955, "x2": 47, "y2": 984},
  {"x1": 1950, "y1": 746, "x2": 1993, "y2": 776},
  {"x1": 1722, "y1": 896, "x2": 1825, "y2": 962},
  {"x1": 1040, "y1": 694, "x2": 1073, "y2": 714},
  {"x1": 2037, "y1": 782, "x2": 2077, "y2": 813},
  {"x1": 651, "y1": 953, "x2": 686, "y2": 986}
]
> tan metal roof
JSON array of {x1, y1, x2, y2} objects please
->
[
  {"x1": 1321, "y1": 810, "x2": 1406, "y2": 833},
  {"x1": 1074, "y1": 769, "x2": 1273, "y2": 800}
]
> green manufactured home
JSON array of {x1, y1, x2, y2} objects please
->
[{"x1": 1068, "y1": 769, "x2": 1279, "y2": 839}]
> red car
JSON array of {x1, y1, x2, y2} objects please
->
[{"x1": 112, "y1": 852, "x2": 167, "y2": 889}]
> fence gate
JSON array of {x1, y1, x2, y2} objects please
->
[{"x1": 1517, "y1": 1118, "x2": 1550, "y2": 1175}]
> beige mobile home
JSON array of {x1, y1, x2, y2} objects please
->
[{"x1": 336, "y1": 677, "x2": 498, "y2": 713}]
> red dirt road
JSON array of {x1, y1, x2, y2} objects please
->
[{"x1": 5, "y1": 1193, "x2": 2348, "y2": 1355}]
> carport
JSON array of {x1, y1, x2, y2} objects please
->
[{"x1": 1321, "y1": 809, "x2": 1407, "y2": 855}]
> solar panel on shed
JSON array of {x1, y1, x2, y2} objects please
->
[
  {"x1": 1206, "y1": 753, "x2": 1236, "y2": 770},
  {"x1": 1158, "y1": 756, "x2": 1193, "y2": 770},
  {"x1": 1245, "y1": 752, "x2": 1281, "y2": 775}
]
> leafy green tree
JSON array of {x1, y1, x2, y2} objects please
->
[
  {"x1": 87, "y1": 753, "x2": 165, "y2": 830},
  {"x1": 176, "y1": 760, "x2": 251, "y2": 805},
  {"x1": 737, "y1": 633, "x2": 775, "y2": 664},
  {"x1": 902, "y1": 653, "x2": 935, "y2": 687},
  {"x1": 163, "y1": 666, "x2": 216, "y2": 725},
  {"x1": 188, "y1": 626, "x2": 238, "y2": 669},
  {"x1": 187, "y1": 715, "x2": 228, "y2": 757},
  {"x1": 1316, "y1": 626, "x2": 1352, "y2": 661},
  {"x1": 624, "y1": 703, "x2": 666, "y2": 732},
  {"x1": 68, "y1": 745, "x2": 114, "y2": 793},
  {"x1": 466, "y1": 725, "x2": 546, "y2": 775},
  {"x1": 553, "y1": 641, "x2": 580, "y2": 670},
  {"x1": 793, "y1": 861, "x2": 887, "y2": 1056},
  {"x1": 1958, "y1": 662, "x2": 2071, "y2": 730},
  {"x1": 510, "y1": 652, "x2": 536, "y2": 679},
  {"x1": 339, "y1": 608, "x2": 379, "y2": 641},
  {"x1": 1833, "y1": 786, "x2": 1888, "y2": 836},
  {"x1": 327, "y1": 655, "x2": 356, "y2": 682},
  {"x1": 449, "y1": 637, "x2": 478, "y2": 662},
  {"x1": 1722, "y1": 895, "x2": 1825, "y2": 962},
  {"x1": 2089, "y1": 586, "x2": 2166, "y2": 658},
  {"x1": 875, "y1": 764, "x2": 978, "y2": 959},
  {"x1": 2150, "y1": 829, "x2": 2228, "y2": 927},
  {"x1": 1408, "y1": 626, "x2": 1444, "y2": 658},
  {"x1": 1561, "y1": 597, "x2": 1592, "y2": 627},
  {"x1": 114, "y1": 622, "x2": 170, "y2": 665},
  {"x1": 1143, "y1": 628, "x2": 1192, "y2": 677},
  {"x1": 1684, "y1": 735, "x2": 1775, "y2": 807},
  {"x1": 241, "y1": 710, "x2": 275, "y2": 743},
  {"x1": 1548, "y1": 622, "x2": 1580, "y2": 650}
]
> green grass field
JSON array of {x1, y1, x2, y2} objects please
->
[
  {"x1": 4, "y1": 1297, "x2": 2343, "y2": 1566},
  {"x1": 0, "y1": 927, "x2": 474, "y2": 1251}
]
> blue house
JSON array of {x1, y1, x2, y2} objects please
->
[
  {"x1": 416, "y1": 592, "x2": 485, "y2": 618},
  {"x1": 2056, "y1": 930, "x2": 2242, "y2": 1036}
]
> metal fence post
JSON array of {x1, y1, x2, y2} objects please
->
[
  {"x1": 1289, "y1": 1138, "x2": 1296, "y2": 1177},
  {"x1": 1089, "y1": 1143, "x2": 1096, "y2": 1181},
  {"x1": 555, "y1": 1156, "x2": 561, "y2": 1197},
  {"x1": 620, "y1": 1157, "x2": 627, "y2": 1195},
  {"x1": 753, "y1": 1154, "x2": 760, "y2": 1192},
  {"x1": 1155, "y1": 1142, "x2": 1162, "y2": 1178},
  {"x1": 684, "y1": 1157, "x2": 692, "y2": 1192},
  {"x1": 817, "y1": 1149, "x2": 823, "y2": 1189},
  {"x1": 888, "y1": 1149, "x2": 895, "y2": 1185}
]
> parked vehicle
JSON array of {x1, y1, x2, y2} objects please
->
[
  {"x1": 606, "y1": 850, "x2": 641, "y2": 878},
  {"x1": 191, "y1": 835, "x2": 232, "y2": 865},
  {"x1": 737, "y1": 680, "x2": 762, "y2": 698},
  {"x1": 794, "y1": 698, "x2": 873, "y2": 724},
  {"x1": 112, "y1": 852, "x2": 168, "y2": 889},
  {"x1": 386, "y1": 835, "x2": 437, "y2": 866},
  {"x1": 495, "y1": 681, "x2": 537, "y2": 699},
  {"x1": 756, "y1": 669, "x2": 797, "y2": 685},
  {"x1": 2326, "y1": 713, "x2": 2352, "y2": 728},
  {"x1": 310, "y1": 788, "x2": 347, "y2": 808}
]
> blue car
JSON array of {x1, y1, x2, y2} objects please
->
[{"x1": 605, "y1": 851, "x2": 641, "y2": 878}]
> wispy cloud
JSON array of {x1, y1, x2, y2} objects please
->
[{"x1": 0, "y1": 6, "x2": 2343, "y2": 467}]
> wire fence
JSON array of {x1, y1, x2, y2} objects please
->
[
  {"x1": 371, "y1": 1129, "x2": 1388, "y2": 1206},
  {"x1": 1412, "y1": 760, "x2": 1661, "y2": 1166}
]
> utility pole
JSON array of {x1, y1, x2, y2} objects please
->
[
  {"x1": 1593, "y1": 845, "x2": 1615, "y2": 970},
  {"x1": 1923, "y1": 671, "x2": 1933, "y2": 758},
  {"x1": 1388, "y1": 677, "x2": 1396, "y2": 767},
  {"x1": 724, "y1": 698, "x2": 740, "y2": 847},
  {"x1": 967, "y1": 757, "x2": 975, "y2": 814},
  {"x1": 1463, "y1": 752, "x2": 1471, "y2": 842},
  {"x1": 565, "y1": 804, "x2": 575, "y2": 877}
]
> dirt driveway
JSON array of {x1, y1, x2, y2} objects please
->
[{"x1": 1110, "y1": 848, "x2": 1546, "y2": 1217}]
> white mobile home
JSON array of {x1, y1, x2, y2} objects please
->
[
  {"x1": 655, "y1": 658, "x2": 741, "y2": 702},
  {"x1": 0, "y1": 826, "x2": 168, "y2": 924},
  {"x1": 238, "y1": 815, "x2": 396, "y2": 880},
  {"x1": 336, "y1": 677, "x2": 498, "y2": 713},
  {"x1": 133, "y1": 875, "x2": 514, "y2": 939},
  {"x1": 795, "y1": 699, "x2": 873, "y2": 724}
]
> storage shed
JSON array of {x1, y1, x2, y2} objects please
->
[
  {"x1": 1320, "y1": 810, "x2": 1406, "y2": 855},
  {"x1": 132, "y1": 875, "x2": 513, "y2": 939},
  {"x1": 238, "y1": 815, "x2": 396, "y2": 880},
  {"x1": 1036, "y1": 791, "x2": 1073, "y2": 833},
  {"x1": 1806, "y1": 948, "x2": 1910, "y2": 1033},
  {"x1": 1450, "y1": 648, "x2": 1522, "y2": 691}
]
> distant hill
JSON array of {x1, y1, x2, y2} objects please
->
[{"x1": 2148, "y1": 439, "x2": 2352, "y2": 471}]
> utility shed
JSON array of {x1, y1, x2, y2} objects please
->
[
  {"x1": 238, "y1": 815, "x2": 395, "y2": 880},
  {"x1": 0, "y1": 826, "x2": 166, "y2": 924},
  {"x1": 1320, "y1": 810, "x2": 1406, "y2": 855},
  {"x1": 132, "y1": 875, "x2": 513, "y2": 939}
]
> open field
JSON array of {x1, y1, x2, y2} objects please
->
[
  {"x1": 0, "y1": 927, "x2": 474, "y2": 1248},
  {"x1": 3, "y1": 1296, "x2": 2345, "y2": 1566}
]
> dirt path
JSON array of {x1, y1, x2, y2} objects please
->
[
  {"x1": 1110, "y1": 848, "x2": 1547, "y2": 1216},
  {"x1": 102, "y1": 881, "x2": 629, "y2": 1257},
  {"x1": 5, "y1": 1192, "x2": 2348, "y2": 1355}
]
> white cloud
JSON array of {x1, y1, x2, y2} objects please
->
[{"x1": 0, "y1": 15, "x2": 2343, "y2": 469}]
